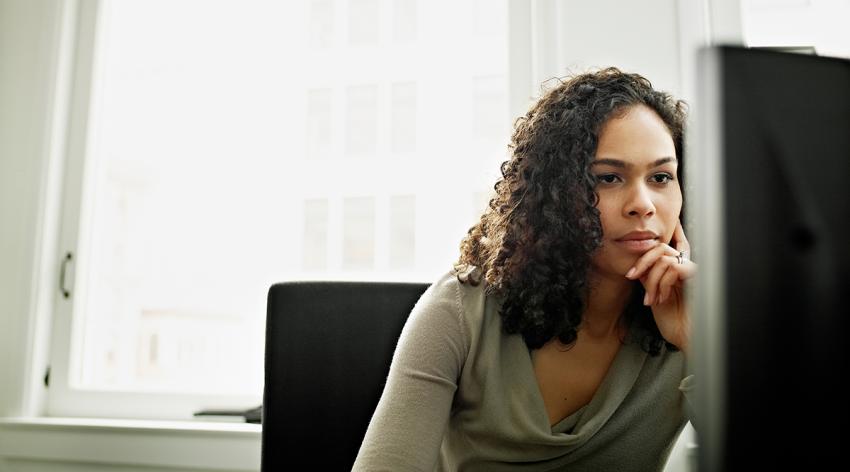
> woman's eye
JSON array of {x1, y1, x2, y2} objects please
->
[
  {"x1": 651, "y1": 173, "x2": 674, "y2": 184},
  {"x1": 596, "y1": 174, "x2": 620, "y2": 184}
]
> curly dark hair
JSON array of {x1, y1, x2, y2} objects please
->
[{"x1": 455, "y1": 67, "x2": 688, "y2": 355}]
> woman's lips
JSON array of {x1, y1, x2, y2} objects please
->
[{"x1": 614, "y1": 238, "x2": 659, "y2": 253}]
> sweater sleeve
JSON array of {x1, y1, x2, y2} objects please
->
[
  {"x1": 679, "y1": 373, "x2": 697, "y2": 430},
  {"x1": 352, "y1": 274, "x2": 469, "y2": 471}
]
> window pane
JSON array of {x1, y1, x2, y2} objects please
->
[{"x1": 66, "y1": 0, "x2": 508, "y2": 400}]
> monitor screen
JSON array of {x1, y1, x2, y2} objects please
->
[{"x1": 691, "y1": 45, "x2": 850, "y2": 471}]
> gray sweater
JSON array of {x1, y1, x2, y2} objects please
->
[{"x1": 353, "y1": 270, "x2": 695, "y2": 471}]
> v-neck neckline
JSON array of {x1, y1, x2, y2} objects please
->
[{"x1": 523, "y1": 338, "x2": 648, "y2": 437}]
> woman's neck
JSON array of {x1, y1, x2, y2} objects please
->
[{"x1": 582, "y1": 271, "x2": 634, "y2": 340}]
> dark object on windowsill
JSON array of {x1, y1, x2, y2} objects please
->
[
  {"x1": 193, "y1": 405, "x2": 262, "y2": 424},
  {"x1": 750, "y1": 45, "x2": 817, "y2": 55}
]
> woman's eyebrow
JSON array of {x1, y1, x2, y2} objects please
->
[{"x1": 591, "y1": 157, "x2": 677, "y2": 168}]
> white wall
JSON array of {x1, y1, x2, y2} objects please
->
[
  {"x1": 0, "y1": 0, "x2": 721, "y2": 470},
  {"x1": 532, "y1": 0, "x2": 684, "y2": 96}
]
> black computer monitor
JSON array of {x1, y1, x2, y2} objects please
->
[{"x1": 691, "y1": 45, "x2": 850, "y2": 471}]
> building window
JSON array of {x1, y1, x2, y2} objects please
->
[
  {"x1": 307, "y1": 88, "x2": 333, "y2": 159},
  {"x1": 342, "y1": 196, "x2": 376, "y2": 269},
  {"x1": 389, "y1": 195, "x2": 416, "y2": 270},
  {"x1": 345, "y1": 84, "x2": 379, "y2": 155},
  {"x1": 391, "y1": 82, "x2": 417, "y2": 154},
  {"x1": 309, "y1": 0, "x2": 335, "y2": 48},
  {"x1": 348, "y1": 0, "x2": 380, "y2": 45},
  {"x1": 393, "y1": 0, "x2": 417, "y2": 43},
  {"x1": 303, "y1": 198, "x2": 329, "y2": 270}
]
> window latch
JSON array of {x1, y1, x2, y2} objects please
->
[{"x1": 59, "y1": 252, "x2": 73, "y2": 299}]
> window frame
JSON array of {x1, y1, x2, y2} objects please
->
[{"x1": 47, "y1": 0, "x2": 262, "y2": 420}]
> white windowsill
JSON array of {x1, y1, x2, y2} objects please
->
[{"x1": 0, "y1": 416, "x2": 262, "y2": 471}]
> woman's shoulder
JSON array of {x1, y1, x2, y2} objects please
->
[
  {"x1": 452, "y1": 263, "x2": 483, "y2": 286},
  {"x1": 432, "y1": 263, "x2": 491, "y2": 304},
  {"x1": 420, "y1": 264, "x2": 494, "y2": 330}
]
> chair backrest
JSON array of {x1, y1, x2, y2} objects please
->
[{"x1": 261, "y1": 280, "x2": 430, "y2": 471}]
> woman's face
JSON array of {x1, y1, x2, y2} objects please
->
[{"x1": 590, "y1": 104, "x2": 682, "y2": 278}]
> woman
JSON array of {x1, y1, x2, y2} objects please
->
[{"x1": 353, "y1": 68, "x2": 697, "y2": 471}]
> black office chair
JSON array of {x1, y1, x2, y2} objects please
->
[{"x1": 261, "y1": 280, "x2": 430, "y2": 471}]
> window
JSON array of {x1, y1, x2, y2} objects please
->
[
  {"x1": 306, "y1": 89, "x2": 333, "y2": 158},
  {"x1": 391, "y1": 82, "x2": 417, "y2": 154},
  {"x1": 393, "y1": 0, "x2": 417, "y2": 43},
  {"x1": 50, "y1": 0, "x2": 511, "y2": 419},
  {"x1": 348, "y1": 0, "x2": 380, "y2": 45},
  {"x1": 302, "y1": 198, "x2": 329, "y2": 270},
  {"x1": 389, "y1": 195, "x2": 416, "y2": 269},
  {"x1": 342, "y1": 196, "x2": 376, "y2": 269},
  {"x1": 309, "y1": 0, "x2": 335, "y2": 48},
  {"x1": 345, "y1": 84, "x2": 379, "y2": 155}
]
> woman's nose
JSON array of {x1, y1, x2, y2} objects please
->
[{"x1": 624, "y1": 184, "x2": 656, "y2": 218}]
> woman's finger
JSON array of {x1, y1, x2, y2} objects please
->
[
  {"x1": 658, "y1": 266, "x2": 681, "y2": 304},
  {"x1": 641, "y1": 255, "x2": 676, "y2": 305},
  {"x1": 626, "y1": 243, "x2": 678, "y2": 280},
  {"x1": 673, "y1": 220, "x2": 691, "y2": 255}
]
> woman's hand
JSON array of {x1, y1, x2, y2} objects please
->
[{"x1": 625, "y1": 221, "x2": 697, "y2": 353}]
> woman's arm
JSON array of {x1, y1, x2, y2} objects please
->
[{"x1": 352, "y1": 276, "x2": 469, "y2": 471}]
